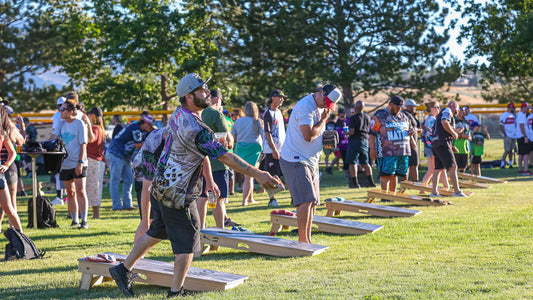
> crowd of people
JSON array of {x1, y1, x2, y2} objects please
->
[{"x1": 1, "y1": 72, "x2": 533, "y2": 297}]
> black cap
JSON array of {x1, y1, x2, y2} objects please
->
[
  {"x1": 338, "y1": 108, "x2": 345, "y2": 114},
  {"x1": 270, "y1": 89, "x2": 286, "y2": 98},
  {"x1": 390, "y1": 95, "x2": 404, "y2": 106},
  {"x1": 0, "y1": 96, "x2": 8, "y2": 105},
  {"x1": 88, "y1": 107, "x2": 103, "y2": 117}
]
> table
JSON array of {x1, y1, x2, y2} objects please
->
[{"x1": 20, "y1": 151, "x2": 65, "y2": 228}]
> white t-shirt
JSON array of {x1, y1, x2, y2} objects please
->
[
  {"x1": 465, "y1": 114, "x2": 479, "y2": 126},
  {"x1": 516, "y1": 111, "x2": 527, "y2": 138},
  {"x1": 262, "y1": 108, "x2": 286, "y2": 154},
  {"x1": 526, "y1": 114, "x2": 533, "y2": 140},
  {"x1": 499, "y1": 112, "x2": 520, "y2": 138},
  {"x1": 280, "y1": 94, "x2": 324, "y2": 167}
]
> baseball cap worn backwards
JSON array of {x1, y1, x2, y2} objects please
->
[
  {"x1": 323, "y1": 84, "x2": 342, "y2": 110},
  {"x1": 176, "y1": 73, "x2": 211, "y2": 98},
  {"x1": 521, "y1": 102, "x2": 529, "y2": 108},
  {"x1": 390, "y1": 96, "x2": 404, "y2": 107},
  {"x1": 270, "y1": 89, "x2": 286, "y2": 98},
  {"x1": 142, "y1": 114, "x2": 155, "y2": 124}
]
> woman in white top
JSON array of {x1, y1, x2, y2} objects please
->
[{"x1": 231, "y1": 102, "x2": 264, "y2": 206}]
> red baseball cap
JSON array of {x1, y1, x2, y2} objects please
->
[
  {"x1": 520, "y1": 102, "x2": 529, "y2": 108},
  {"x1": 507, "y1": 103, "x2": 515, "y2": 108},
  {"x1": 323, "y1": 84, "x2": 342, "y2": 110}
]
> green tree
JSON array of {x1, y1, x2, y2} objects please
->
[
  {"x1": 0, "y1": 0, "x2": 75, "y2": 111},
  {"x1": 214, "y1": 0, "x2": 460, "y2": 108},
  {"x1": 461, "y1": 0, "x2": 533, "y2": 101}
]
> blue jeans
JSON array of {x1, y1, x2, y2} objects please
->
[{"x1": 108, "y1": 153, "x2": 134, "y2": 210}]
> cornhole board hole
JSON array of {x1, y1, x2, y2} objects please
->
[
  {"x1": 200, "y1": 227, "x2": 328, "y2": 257},
  {"x1": 325, "y1": 200, "x2": 421, "y2": 218},
  {"x1": 270, "y1": 213, "x2": 383, "y2": 235},
  {"x1": 366, "y1": 189, "x2": 451, "y2": 206},
  {"x1": 454, "y1": 181, "x2": 491, "y2": 189},
  {"x1": 399, "y1": 181, "x2": 474, "y2": 197},
  {"x1": 78, "y1": 252, "x2": 248, "y2": 291},
  {"x1": 457, "y1": 172, "x2": 507, "y2": 184}
]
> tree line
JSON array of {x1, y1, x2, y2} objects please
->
[{"x1": 1, "y1": 0, "x2": 529, "y2": 114}]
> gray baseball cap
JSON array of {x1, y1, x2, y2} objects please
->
[{"x1": 176, "y1": 73, "x2": 211, "y2": 98}]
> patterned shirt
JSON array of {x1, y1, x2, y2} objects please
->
[
  {"x1": 151, "y1": 107, "x2": 227, "y2": 209},
  {"x1": 108, "y1": 122, "x2": 148, "y2": 160},
  {"x1": 432, "y1": 107, "x2": 455, "y2": 149},
  {"x1": 370, "y1": 108, "x2": 412, "y2": 157},
  {"x1": 133, "y1": 128, "x2": 165, "y2": 181}
]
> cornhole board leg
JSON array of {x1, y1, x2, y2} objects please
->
[
  {"x1": 367, "y1": 189, "x2": 450, "y2": 206},
  {"x1": 200, "y1": 227, "x2": 328, "y2": 257},
  {"x1": 78, "y1": 252, "x2": 248, "y2": 291},
  {"x1": 325, "y1": 200, "x2": 421, "y2": 218},
  {"x1": 270, "y1": 214, "x2": 383, "y2": 235}
]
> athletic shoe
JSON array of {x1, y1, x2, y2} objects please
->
[
  {"x1": 500, "y1": 160, "x2": 506, "y2": 168},
  {"x1": 167, "y1": 287, "x2": 190, "y2": 298},
  {"x1": 429, "y1": 193, "x2": 442, "y2": 198},
  {"x1": 109, "y1": 263, "x2": 134, "y2": 297},
  {"x1": 224, "y1": 218, "x2": 241, "y2": 227},
  {"x1": 509, "y1": 163, "x2": 513, "y2": 168},
  {"x1": 518, "y1": 171, "x2": 525, "y2": 176},
  {"x1": 51, "y1": 197, "x2": 64, "y2": 206},
  {"x1": 452, "y1": 191, "x2": 468, "y2": 197},
  {"x1": 79, "y1": 221, "x2": 88, "y2": 229},
  {"x1": 268, "y1": 198, "x2": 280, "y2": 207},
  {"x1": 525, "y1": 170, "x2": 532, "y2": 176},
  {"x1": 70, "y1": 220, "x2": 80, "y2": 227}
]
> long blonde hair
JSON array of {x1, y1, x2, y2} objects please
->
[{"x1": 243, "y1": 102, "x2": 263, "y2": 135}]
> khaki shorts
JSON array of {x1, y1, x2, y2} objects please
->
[{"x1": 503, "y1": 136, "x2": 517, "y2": 152}]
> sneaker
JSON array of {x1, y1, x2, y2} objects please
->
[
  {"x1": 268, "y1": 198, "x2": 280, "y2": 207},
  {"x1": 51, "y1": 197, "x2": 64, "y2": 206},
  {"x1": 518, "y1": 171, "x2": 524, "y2": 176},
  {"x1": 224, "y1": 218, "x2": 241, "y2": 227},
  {"x1": 70, "y1": 220, "x2": 80, "y2": 227},
  {"x1": 429, "y1": 193, "x2": 442, "y2": 198},
  {"x1": 500, "y1": 160, "x2": 506, "y2": 168},
  {"x1": 79, "y1": 221, "x2": 88, "y2": 229},
  {"x1": 109, "y1": 263, "x2": 134, "y2": 297},
  {"x1": 525, "y1": 170, "x2": 532, "y2": 176},
  {"x1": 509, "y1": 163, "x2": 513, "y2": 168},
  {"x1": 167, "y1": 287, "x2": 190, "y2": 298},
  {"x1": 452, "y1": 191, "x2": 468, "y2": 197}
]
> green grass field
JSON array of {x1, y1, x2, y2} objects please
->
[{"x1": 1, "y1": 164, "x2": 532, "y2": 299}]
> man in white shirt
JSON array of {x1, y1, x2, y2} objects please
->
[
  {"x1": 280, "y1": 84, "x2": 342, "y2": 243},
  {"x1": 499, "y1": 103, "x2": 519, "y2": 168},
  {"x1": 463, "y1": 106, "x2": 479, "y2": 126},
  {"x1": 263, "y1": 89, "x2": 287, "y2": 207},
  {"x1": 516, "y1": 103, "x2": 531, "y2": 175}
]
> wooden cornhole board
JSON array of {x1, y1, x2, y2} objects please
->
[
  {"x1": 78, "y1": 252, "x2": 248, "y2": 291},
  {"x1": 200, "y1": 227, "x2": 328, "y2": 257},
  {"x1": 399, "y1": 181, "x2": 474, "y2": 197},
  {"x1": 366, "y1": 189, "x2": 451, "y2": 206},
  {"x1": 457, "y1": 172, "x2": 507, "y2": 184},
  {"x1": 270, "y1": 213, "x2": 383, "y2": 235},
  {"x1": 325, "y1": 200, "x2": 421, "y2": 218},
  {"x1": 455, "y1": 181, "x2": 491, "y2": 189}
]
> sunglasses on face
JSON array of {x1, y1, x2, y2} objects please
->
[
  {"x1": 192, "y1": 85, "x2": 209, "y2": 94},
  {"x1": 59, "y1": 107, "x2": 70, "y2": 112}
]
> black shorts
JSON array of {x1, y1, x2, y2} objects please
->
[
  {"x1": 200, "y1": 169, "x2": 229, "y2": 199},
  {"x1": 408, "y1": 148, "x2": 419, "y2": 167},
  {"x1": 59, "y1": 167, "x2": 87, "y2": 181},
  {"x1": 472, "y1": 156, "x2": 482, "y2": 164},
  {"x1": 517, "y1": 137, "x2": 531, "y2": 155},
  {"x1": 433, "y1": 145, "x2": 456, "y2": 170},
  {"x1": 146, "y1": 194, "x2": 201, "y2": 255},
  {"x1": 263, "y1": 153, "x2": 283, "y2": 177},
  {"x1": 454, "y1": 153, "x2": 468, "y2": 169}
]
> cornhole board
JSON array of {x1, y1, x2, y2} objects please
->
[
  {"x1": 200, "y1": 227, "x2": 328, "y2": 257},
  {"x1": 455, "y1": 181, "x2": 491, "y2": 189},
  {"x1": 366, "y1": 189, "x2": 451, "y2": 206},
  {"x1": 457, "y1": 172, "x2": 507, "y2": 184},
  {"x1": 78, "y1": 252, "x2": 248, "y2": 291},
  {"x1": 270, "y1": 213, "x2": 383, "y2": 235},
  {"x1": 399, "y1": 181, "x2": 474, "y2": 197},
  {"x1": 325, "y1": 200, "x2": 421, "y2": 218}
]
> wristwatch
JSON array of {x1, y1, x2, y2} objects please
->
[{"x1": 78, "y1": 160, "x2": 84, "y2": 164}]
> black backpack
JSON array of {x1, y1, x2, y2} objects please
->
[
  {"x1": 4, "y1": 228, "x2": 46, "y2": 260},
  {"x1": 27, "y1": 195, "x2": 59, "y2": 229},
  {"x1": 323, "y1": 130, "x2": 339, "y2": 150}
]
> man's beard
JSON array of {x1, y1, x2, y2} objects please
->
[{"x1": 193, "y1": 94, "x2": 210, "y2": 109}]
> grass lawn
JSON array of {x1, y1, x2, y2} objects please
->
[{"x1": 0, "y1": 166, "x2": 532, "y2": 299}]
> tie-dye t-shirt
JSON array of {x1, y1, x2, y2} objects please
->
[
  {"x1": 370, "y1": 108, "x2": 412, "y2": 158},
  {"x1": 151, "y1": 107, "x2": 227, "y2": 209}
]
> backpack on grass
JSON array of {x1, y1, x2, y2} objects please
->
[
  {"x1": 4, "y1": 228, "x2": 46, "y2": 260},
  {"x1": 27, "y1": 195, "x2": 59, "y2": 229}
]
